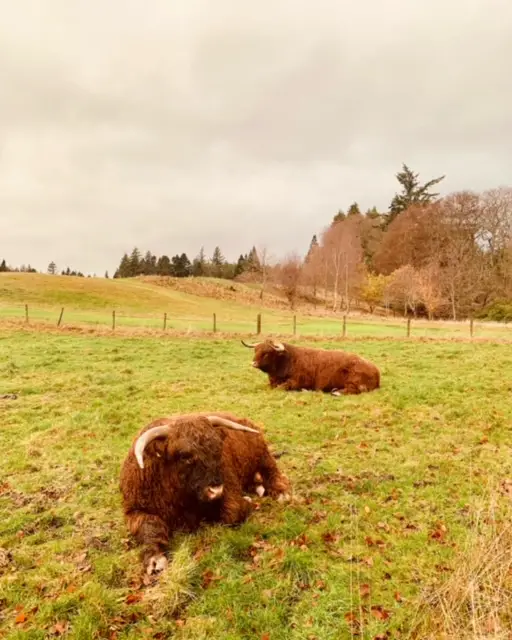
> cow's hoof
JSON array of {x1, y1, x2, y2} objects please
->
[
  {"x1": 256, "y1": 485, "x2": 265, "y2": 497},
  {"x1": 146, "y1": 554, "x2": 168, "y2": 575},
  {"x1": 277, "y1": 492, "x2": 291, "y2": 503},
  {"x1": 331, "y1": 389, "x2": 342, "y2": 397}
]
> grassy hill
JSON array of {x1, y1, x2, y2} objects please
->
[{"x1": 1, "y1": 272, "x2": 511, "y2": 340}]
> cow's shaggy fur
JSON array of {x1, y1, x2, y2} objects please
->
[
  {"x1": 242, "y1": 339, "x2": 380, "y2": 395},
  {"x1": 119, "y1": 411, "x2": 290, "y2": 574}
]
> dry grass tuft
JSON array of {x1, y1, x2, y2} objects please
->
[
  {"x1": 144, "y1": 542, "x2": 197, "y2": 619},
  {"x1": 410, "y1": 492, "x2": 512, "y2": 639}
]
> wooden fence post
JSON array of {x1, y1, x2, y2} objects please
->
[
  {"x1": 25, "y1": 304, "x2": 29, "y2": 323},
  {"x1": 342, "y1": 315, "x2": 347, "y2": 337},
  {"x1": 256, "y1": 313, "x2": 261, "y2": 335},
  {"x1": 57, "y1": 307, "x2": 64, "y2": 327},
  {"x1": 293, "y1": 315, "x2": 296, "y2": 335},
  {"x1": 407, "y1": 317, "x2": 411, "y2": 337},
  {"x1": 112, "y1": 310, "x2": 116, "y2": 330},
  {"x1": 163, "y1": 313, "x2": 167, "y2": 330},
  {"x1": 213, "y1": 313, "x2": 217, "y2": 333},
  {"x1": 470, "y1": 317, "x2": 474, "y2": 338}
]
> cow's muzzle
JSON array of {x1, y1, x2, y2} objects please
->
[{"x1": 204, "y1": 485, "x2": 224, "y2": 501}]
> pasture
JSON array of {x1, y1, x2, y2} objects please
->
[
  {"x1": 1, "y1": 272, "x2": 512, "y2": 340},
  {"x1": 1, "y1": 328, "x2": 512, "y2": 639}
]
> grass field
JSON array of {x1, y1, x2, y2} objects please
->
[
  {"x1": 2, "y1": 328, "x2": 512, "y2": 639},
  {"x1": 1, "y1": 272, "x2": 512, "y2": 340}
]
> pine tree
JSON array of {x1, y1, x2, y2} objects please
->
[
  {"x1": 47, "y1": 261, "x2": 57, "y2": 275},
  {"x1": 191, "y1": 247, "x2": 207, "y2": 277},
  {"x1": 0, "y1": 259, "x2": 8, "y2": 272},
  {"x1": 365, "y1": 206, "x2": 380, "y2": 219},
  {"x1": 128, "y1": 248, "x2": 142, "y2": 277},
  {"x1": 211, "y1": 247, "x2": 225, "y2": 278},
  {"x1": 246, "y1": 247, "x2": 261, "y2": 273},
  {"x1": 117, "y1": 253, "x2": 130, "y2": 278},
  {"x1": 385, "y1": 163, "x2": 445, "y2": 227},
  {"x1": 156, "y1": 255, "x2": 172, "y2": 276},
  {"x1": 305, "y1": 235, "x2": 319, "y2": 263},
  {"x1": 234, "y1": 254, "x2": 247, "y2": 277},
  {"x1": 347, "y1": 202, "x2": 362, "y2": 217},
  {"x1": 332, "y1": 209, "x2": 346, "y2": 225},
  {"x1": 172, "y1": 253, "x2": 191, "y2": 278}
]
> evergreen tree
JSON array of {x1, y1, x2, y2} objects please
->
[
  {"x1": 385, "y1": 163, "x2": 445, "y2": 227},
  {"x1": 128, "y1": 248, "x2": 142, "y2": 276},
  {"x1": 246, "y1": 246, "x2": 261, "y2": 272},
  {"x1": 105, "y1": 271, "x2": 109, "y2": 278},
  {"x1": 211, "y1": 246, "x2": 225, "y2": 278},
  {"x1": 156, "y1": 255, "x2": 172, "y2": 276},
  {"x1": 191, "y1": 247, "x2": 208, "y2": 277},
  {"x1": 172, "y1": 253, "x2": 191, "y2": 278},
  {"x1": 117, "y1": 253, "x2": 130, "y2": 278},
  {"x1": 365, "y1": 206, "x2": 380, "y2": 219},
  {"x1": 332, "y1": 209, "x2": 346, "y2": 225},
  {"x1": 47, "y1": 261, "x2": 57, "y2": 275},
  {"x1": 347, "y1": 202, "x2": 362, "y2": 217},
  {"x1": 0, "y1": 259, "x2": 8, "y2": 272},
  {"x1": 234, "y1": 254, "x2": 248, "y2": 277},
  {"x1": 305, "y1": 235, "x2": 319, "y2": 263}
]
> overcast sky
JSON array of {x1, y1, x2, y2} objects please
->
[{"x1": 1, "y1": 0, "x2": 512, "y2": 275}]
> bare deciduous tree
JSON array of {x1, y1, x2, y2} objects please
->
[
  {"x1": 321, "y1": 217, "x2": 364, "y2": 312},
  {"x1": 276, "y1": 254, "x2": 304, "y2": 310},
  {"x1": 385, "y1": 265, "x2": 421, "y2": 316}
]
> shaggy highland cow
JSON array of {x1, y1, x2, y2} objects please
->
[
  {"x1": 119, "y1": 412, "x2": 290, "y2": 574},
  {"x1": 242, "y1": 339, "x2": 380, "y2": 395}
]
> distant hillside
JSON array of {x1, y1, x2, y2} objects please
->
[
  {"x1": 140, "y1": 275, "x2": 291, "y2": 310},
  {"x1": 0, "y1": 273, "x2": 301, "y2": 319}
]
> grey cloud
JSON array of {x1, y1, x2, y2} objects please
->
[{"x1": 0, "y1": 0, "x2": 512, "y2": 275}]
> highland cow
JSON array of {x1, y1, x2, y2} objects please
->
[
  {"x1": 119, "y1": 412, "x2": 290, "y2": 575},
  {"x1": 242, "y1": 339, "x2": 380, "y2": 395}
]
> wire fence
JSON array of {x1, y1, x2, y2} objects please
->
[{"x1": 1, "y1": 304, "x2": 512, "y2": 341}]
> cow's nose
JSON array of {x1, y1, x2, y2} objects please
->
[{"x1": 205, "y1": 485, "x2": 224, "y2": 500}]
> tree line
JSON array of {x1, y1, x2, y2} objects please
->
[
  {"x1": 2, "y1": 163, "x2": 511, "y2": 320},
  {"x1": 111, "y1": 246, "x2": 265, "y2": 280}
]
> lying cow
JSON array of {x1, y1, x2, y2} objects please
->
[
  {"x1": 242, "y1": 339, "x2": 380, "y2": 395},
  {"x1": 119, "y1": 412, "x2": 290, "y2": 575}
]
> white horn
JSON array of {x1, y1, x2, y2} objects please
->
[
  {"x1": 134, "y1": 425, "x2": 171, "y2": 469},
  {"x1": 271, "y1": 341, "x2": 285, "y2": 352},
  {"x1": 206, "y1": 416, "x2": 259, "y2": 434},
  {"x1": 241, "y1": 340, "x2": 260, "y2": 348}
]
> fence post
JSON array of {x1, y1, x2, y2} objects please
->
[
  {"x1": 57, "y1": 307, "x2": 64, "y2": 327},
  {"x1": 293, "y1": 315, "x2": 296, "y2": 335},
  {"x1": 342, "y1": 315, "x2": 347, "y2": 338},
  {"x1": 407, "y1": 317, "x2": 411, "y2": 337},
  {"x1": 213, "y1": 313, "x2": 217, "y2": 333},
  {"x1": 112, "y1": 310, "x2": 116, "y2": 330},
  {"x1": 25, "y1": 304, "x2": 29, "y2": 323},
  {"x1": 256, "y1": 313, "x2": 261, "y2": 335},
  {"x1": 163, "y1": 313, "x2": 167, "y2": 330},
  {"x1": 470, "y1": 317, "x2": 474, "y2": 338}
]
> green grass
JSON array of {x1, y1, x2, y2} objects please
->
[
  {"x1": 1, "y1": 328, "x2": 512, "y2": 638},
  {"x1": 1, "y1": 272, "x2": 512, "y2": 340}
]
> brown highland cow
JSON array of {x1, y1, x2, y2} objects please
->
[
  {"x1": 119, "y1": 412, "x2": 290, "y2": 575},
  {"x1": 242, "y1": 339, "x2": 380, "y2": 395}
]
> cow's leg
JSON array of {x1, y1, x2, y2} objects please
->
[
  {"x1": 219, "y1": 471, "x2": 255, "y2": 525},
  {"x1": 125, "y1": 511, "x2": 171, "y2": 575},
  {"x1": 258, "y1": 450, "x2": 291, "y2": 502}
]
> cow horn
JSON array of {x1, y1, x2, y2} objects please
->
[
  {"x1": 241, "y1": 339, "x2": 260, "y2": 348},
  {"x1": 134, "y1": 425, "x2": 171, "y2": 469},
  {"x1": 271, "y1": 341, "x2": 285, "y2": 352},
  {"x1": 207, "y1": 415, "x2": 259, "y2": 434}
]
